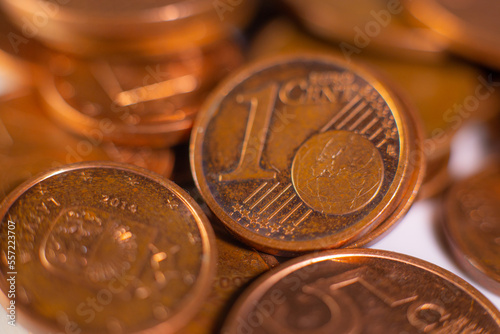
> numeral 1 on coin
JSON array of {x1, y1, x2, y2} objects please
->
[{"x1": 219, "y1": 83, "x2": 279, "y2": 182}]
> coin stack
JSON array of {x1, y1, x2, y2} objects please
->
[{"x1": 1, "y1": 0, "x2": 500, "y2": 333}]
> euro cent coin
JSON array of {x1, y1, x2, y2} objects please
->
[
  {"x1": 191, "y1": 54, "x2": 425, "y2": 256},
  {"x1": 222, "y1": 249, "x2": 500, "y2": 333},
  {"x1": 0, "y1": 161, "x2": 216, "y2": 333},
  {"x1": 443, "y1": 164, "x2": 500, "y2": 295}
]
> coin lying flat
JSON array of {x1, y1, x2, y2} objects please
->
[
  {"x1": 281, "y1": 0, "x2": 447, "y2": 61},
  {"x1": 406, "y1": 0, "x2": 500, "y2": 70},
  {"x1": 0, "y1": 0, "x2": 257, "y2": 57},
  {"x1": 0, "y1": 94, "x2": 175, "y2": 201},
  {"x1": 443, "y1": 165, "x2": 500, "y2": 295},
  {"x1": 38, "y1": 39, "x2": 243, "y2": 147},
  {"x1": 191, "y1": 54, "x2": 424, "y2": 255},
  {"x1": 178, "y1": 223, "x2": 278, "y2": 334},
  {"x1": 222, "y1": 249, "x2": 500, "y2": 333},
  {"x1": 0, "y1": 162, "x2": 216, "y2": 333}
]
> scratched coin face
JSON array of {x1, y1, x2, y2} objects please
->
[
  {"x1": 39, "y1": 40, "x2": 243, "y2": 147},
  {"x1": 0, "y1": 162, "x2": 216, "y2": 333},
  {"x1": 222, "y1": 249, "x2": 500, "y2": 334},
  {"x1": 443, "y1": 165, "x2": 500, "y2": 295},
  {"x1": 191, "y1": 54, "x2": 424, "y2": 255}
]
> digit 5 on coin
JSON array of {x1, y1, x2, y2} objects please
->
[{"x1": 191, "y1": 54, "x2": 425, "y2": 256}]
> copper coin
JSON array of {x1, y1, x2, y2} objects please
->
[
  {"x1": 250, "y1": 18, "x2": 500, "y2": 165},
  {"x1": 222, "y1": 249, "x2": 500, "y2": 333},
  {"x1": 38, "y1": 39, "x2": 243, "y2": 147},
  {"x1": 191, "y1": 54, "x2": 424, "y2": 255},
  {"x1": 0, "y1": 161, "x2": 216, "y2": 333},
  {"x1": 281, "y1": 0, "x2": 447, "y2": 61},
  {"x1": 443, "y1": 165, "x2": 500, "y2": 295},
  {"x1": 406, "y1": 0, "x2": 500, "y2": 70},
  {"x1": 178, "y1": 223, "x2": 278, "y2": 334},
  {"x1": 0, "y1": 94, "x2": 175, "y2": 201},
  {"x1": 418, "y1": 150, "x2": 451, "y2": 200},
  {"x1": 0, "y1": 0, "x2": 257, "y2": 57}
]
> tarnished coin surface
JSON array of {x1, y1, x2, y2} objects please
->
[
  {"x1": 191, "y1": 54, "x2": 424, "y2": 255},
  {"x1": 407, "y1": 0, "x2": 500, "y2": 70},
  {"x1": 222, "y1": 249, "x2": 500, "y2": 334},
  {"x1": 443, "y1": 165, "x2": 500, "y2": 295},
  {"x1": 0, "y1": 162, "x2": 216, "y2": 333}
]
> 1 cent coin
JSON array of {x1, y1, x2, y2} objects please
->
[
  {"x1": 191, "y1": 54, "x2": 424, "y2": 255},
  {"x1": 222, "y1": 249, "x2": 500, "y2": 333},
  {"x1": 0, "y1": 161, "x2": 216, "y2": 333},
  {"x1": 443, "y1": 165, "x2": 500, "y2": 295}
]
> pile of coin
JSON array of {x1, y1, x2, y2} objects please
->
[{"x1": 0, "y1": 0, "x2": 500, "y2": 333}]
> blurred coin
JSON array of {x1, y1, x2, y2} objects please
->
[
  {"x1": 406, "y1": 0, "x2": 500, "y2": 70},
  {"x1": 0, "y1": 94, "x2": 175, "y2": 201},
  {"x1": 178, "y1": 223, "x2": 278, "y2": 334},
  {"x1": 0, "y1": 0, "x2": 257, "y2": 57},
  {"x1": 222, "y1": 249, "x2": 500, "y2": 333},
  {"x1": 38, "y1": 39, "x2": 243, "y2": 147},
  {"x1": 0, "y1": 161, "x2": 216, "y2": 333},
  {"x1": 418, "y1": 150, "x2": 451, "y2": 200},
  {"x1": 443, "y1": 164, "x2": 500, "y2": 295},
  {"x1": 191, "y1": 54, "x2": 424, "y2": 255},
  {"x1": 281, "y1": 0, "x2": 447, "y2": 61}
]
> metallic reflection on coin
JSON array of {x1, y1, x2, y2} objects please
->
[
  {"x1": 191, "y1": 54, "x2": 424, "y2": 255},
  {"x1": 444, "y1": 165, "x2": 500, "y2": 295},
  {"x1": 38, "y1": 40, "x2": 243, "y2": 147},
  {"x1": 0, "y1": 94, "x2": 175, "y2": 201},
  {"x1": 0, "y1": 0, "x2": 257, "y2": 57},
  {"x1": 0, "y1": 162, "x2": 215, "y2": 333},
  {"x1": 222, "y1": 249, "x2": 500, "y2": 333},
  {"x1": 281, "y1": 0, "x2": 447, "y2": 61},
  {"x1": 407, "y1": 0, "x2": 500, "y2": 70}
]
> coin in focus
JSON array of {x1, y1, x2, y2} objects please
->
[
  {"x1": 406, "y1": 0, "x2": 500, "y2": 70},
  {"x1": 443, "y1": 164, "x2": 500, "y2": 295},
  {"x1": 191, "y1": 54, "x2": 424, "y2": 255},
  {"x1": 0, "y1": 162, "x2": 216, "y2": 333},
  {"x1": 222, "y1": 249, "x2": 500, "y2": 333}
]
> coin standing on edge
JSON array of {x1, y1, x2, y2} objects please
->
[
  {"x1": 222, "y1": 249, "x2": 500, "y2": 334},
  {"x1": 443, "y1": 165, "x2": 500, "y2": 295},
  {"x1": 0, "y1": 162, "x2": 216, "y2": 334},
  {"x1": 191, "y1": 54, "x2": 424, "y2": 256}
]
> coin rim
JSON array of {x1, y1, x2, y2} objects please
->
[
  {"x1": 191, "y1": 53, "x2": 420, "y2": 255},
  {"x1": 221, "y1": 248, "x2": 500, "y2": 333},
  {"x1": 443, "y1": 165, "x2": 500, "y2": 295},
  {"x1": 0, "y1": 161, "x2": 217, "y2": 334}
]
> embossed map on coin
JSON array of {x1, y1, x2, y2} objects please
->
[{"x1": 192, "y1": 55, "x2": 423, "y2": 255}]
